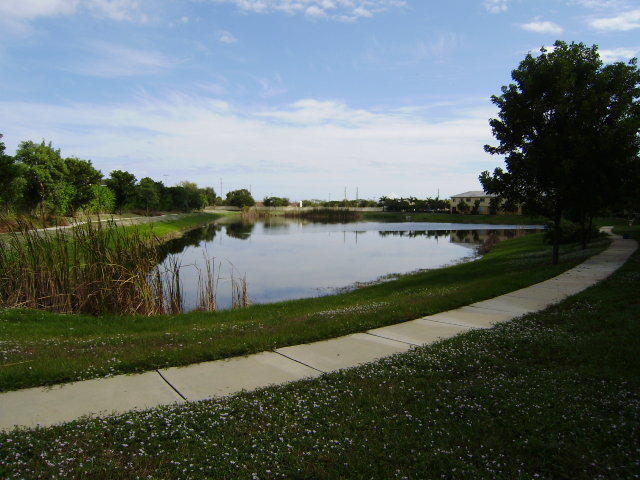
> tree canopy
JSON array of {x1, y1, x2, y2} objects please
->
[
  {"x1": 0, "y1": 135, "x2": 218, "y2": 218},
  {"x1": 263, "y1": 196, "x2": 290, "y2": 207},
  {"x1": 226, "y1": 189, "x2": 256, "y2": 208},
  {"x1": 480, "y1": 41, "x2": 640, "y2": 263}
]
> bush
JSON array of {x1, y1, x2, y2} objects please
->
[
  {"x1": 84, "y1": 185, "x2": 115, "y2": 214},
  {"x1": 543, "y1": 220, "x2": 600, "y2": 245}
]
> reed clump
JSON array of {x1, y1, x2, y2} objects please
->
[
  {"x1": 283, "y1": 208, "x2": 362, "y2": 223},
  {"x1": 0, "y1": 216, "x2": 246, "y2": 316}
]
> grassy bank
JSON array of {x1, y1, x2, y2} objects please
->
[
  {"x1": 0, "y1": 233, "x2": 608, "y2": 391},
  {"x1": 113, "y1": 212, "x2": 229, "y2": 239},
  {"x1": 0, "y1": 229, "x2": 636, "y2": 480}
]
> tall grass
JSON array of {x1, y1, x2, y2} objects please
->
[
  {"x1": 283, "y1": 208, "x2": 362, "y2": 223},
  {"x1": 0, "y1": 217, "x2": 249, "y2": 316},
  {"x1": 240, "y1": 207, "x2": 363, "y2": 223}
]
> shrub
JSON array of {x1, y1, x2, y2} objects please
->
[{"x1": 543, "y1": 220, "x2": 600, "y2": 245}]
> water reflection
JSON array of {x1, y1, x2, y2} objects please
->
[
  {"x1": 225, "y1": 221, "x2": 255, "y2": 240},
  {"x1": 158, "y1": 218, "x2": 542, "y2": 311}
]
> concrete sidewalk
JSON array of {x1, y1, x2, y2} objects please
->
[{"x1": 0, "y1": 229, "x2": 636, "y2": 431}]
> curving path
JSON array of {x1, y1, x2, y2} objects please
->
[{"x1": 0, "y1": 228, "x2": 636, "y2": 432}]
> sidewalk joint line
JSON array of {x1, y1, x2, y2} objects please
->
[
  {"x1": 364, "y1": 332, "x2": 420, "y2": 346},
  {"x1": 420, "y1": 318, "x2": 487, "y2": 330},
  {"x1": 155, "y1": 370, "x2": 188, "y2": 401},
  {"x1": 467, "y1": 305, "x2": 531, "y2": 315},
  {"x1": 272, "y1": 351, "x2": 326, "y2": 374}
]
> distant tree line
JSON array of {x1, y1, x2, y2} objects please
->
[
  {"x1": 0, "y1": 137, "x2": 219, "y2": 217},
  {"x1": 263, "y1": 196, "x2": 290, "y2": 207},
  {"x1": 378, "y1": 196, "x2": 450, "y2": 212},
  {"x1": 301, "y1": 199, "x2": 379, "y2": 208}
]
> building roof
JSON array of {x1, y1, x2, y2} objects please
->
[{"x1": 450, "y1": 191, "x2": 497, "y2": 198}]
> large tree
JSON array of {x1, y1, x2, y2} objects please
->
[
  {"x1": 134, "y1": 177, "x2": 160, "y2": 215},
  {"x1": 201, "y1": 187, "x2": 217, "y2": 207},
  {"x1": 263, "y1": 196, "x2": 290, "y2": 207},
  {"x1": 14, "y1": 140, "x2": 73, "y2": 216},
  {"x1": 65, "y1": 157, "x2": 103, "y2": 215},
  {"x1": 105, "y1": 170, "x2": 137, "y2": 213},
  {"x1": 480, "y1": 41, "x2": 640, "y2": 264},
  {"x1": 0, "y1": 134, "x2": 26, "y2": 211},
  {"x1": 226, "y1": 189, "x2": 255, "y2": 208},
  {"x1": 179, "y1": 181, "x2": 206, "y2": 211}
]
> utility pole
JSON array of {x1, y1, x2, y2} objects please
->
[
  {"x1": 356, "y1": 187, "x2": 359, "y2": 201},
  {"x1": 344, "y1": 186, "x2": 347, "y2": 201}
]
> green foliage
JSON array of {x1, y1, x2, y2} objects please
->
[
  {"x1": 14, "y1": 140, "x2": 71, "y2": 215},
  {"x1": 488, "y1": 196, "x2": 501, "y2": 215},
  {"x1": 379, "y1": 196, "x2": 449, "y2": 212},
  {"x1": 0, "y1": 134, "x2": 219, "y2": 220},
  {"x1": 0, "y1": 134, "x2": 25, "y2": 211},
  {"x1": 263, "y1": 196, "x2": 290, "y2": 207},
  {"x1": 134, "y1": 177, "x2": 161, "y2": 214},
  {"x1": 201, "y1": 186, "x2": 217, "y2": 206},
  {"x1": 105, "y1": 170, "x2": 137, "y2": 213},
  {"x1": 456, "y1": 199, "x2": 470, "y2": 213},
  {"x1": 84, "y1": 185, "x2": 115, "y2": 214},
  {"x1": 65, "y1": 157, "x2": 103, "y2": 214},
  {"x1": 480, "y1": 41, "x2": 640, "y2": 262},
  {"x1": 543, "y1": 219, "x2": 601, "y2": 245},
  {"x1": 226, "y1": 189, "x2": 255, "y2": 208},
  {"x1": 178, "y1": 181, "x2": 206, "y2": 211}
]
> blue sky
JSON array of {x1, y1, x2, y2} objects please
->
[{"x1": 0, "y1": 0, "x2": 638, "y2": 200}]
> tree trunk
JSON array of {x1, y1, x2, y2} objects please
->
[
  {"x1": 580, "y1": 213, "x2": 587, "y2": 250},
  {"x1": 587, "y1": 216, "x2": 594, "y2": 244},
  {"x1": 552, "y1": 210, "x2": 561, "y2": 265}
]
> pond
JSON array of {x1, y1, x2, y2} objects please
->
[{"x1": 158, "y1": 218, "x2": 543, "y2": 311}]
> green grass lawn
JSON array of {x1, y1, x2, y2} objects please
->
[
  {"x1": 0, "y1": 228, "x2": 636, "y2": 480},
  {"x1": 116, "y1": 212, "x2": 230, "y2": 238},
  {"x1": 0, "y1": 233, "x2": 608, "y2": 392}
]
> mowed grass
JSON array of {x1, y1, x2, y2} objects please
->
[
  {"x1": 117, "y1": 212, "x2": 229, "y2": 238},
  {"x1": 0, "y1": 233, "x2": 608, "y2": 391},
  {"x1": 0, "y1": 228, "x2": 637, "y2": 480}
]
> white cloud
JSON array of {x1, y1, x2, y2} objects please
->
[
  {"x1": 209, "y1": 0, "x2": 406, "y2": 21},
  {"x1": 484, "y1": 0, "x2": 509, "y2": 14},
  {"x1": 0, "y1": 95, "x2": 496, "y2": 198},
  {"x1": 588, "y1": 9, "x2": 640, "y2": 31},
  {"x1": 572, "y1": 0, "x2": 631, "y2": 9},
  {"x1": 520, "y1": 20, "x2": 564, "y2": 35},
  {"x1": 256, "y1": 74, "x2": 287, "y2": 98},
  {"x1": 218, "y1": 30, "x2": 238, "y2": 44},
  {"x1": 87, "y1": 0, "x2": 144, "y2": 22},
  {"x1": 0, "y1": 0, "x2": 78, "y2": 19},
  {"x1": 599, "y1": 47, "x2": 639, "y2": 62},
  {"x1": 305, "y1": 6, "x2": 327, "y2": 18},
  {"x1": 362, "y1": 33, "x2": 461, "y2": 69},
  {"x1": 70, "y1": 41, "x2": 173, "y2": 77},
  {"x1": 0, "y1": 0, "x2": 145, "y2": 31}
]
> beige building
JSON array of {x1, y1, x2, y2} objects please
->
[{"x1": 450, "y1": 191, "x2": 498, "y2": 215}]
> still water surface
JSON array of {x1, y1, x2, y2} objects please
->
[{"x1": 159, "y1": 219, "x2": 542, "y2": 311}]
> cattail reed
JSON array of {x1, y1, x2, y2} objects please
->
[{"x1": 0, "y1": 216, "x2": 242, "y2": 316}]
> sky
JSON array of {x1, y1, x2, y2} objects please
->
[{"x1": 0, "y1": 0, "x2": 638, "y2": 200}]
